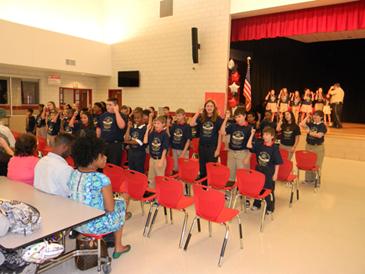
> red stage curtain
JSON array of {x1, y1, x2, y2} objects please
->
[{"x1": 231, "y1": 1, "x2": 365, "y2": 42}]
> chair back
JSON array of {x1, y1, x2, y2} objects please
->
[
  {"x1": 189, "y1": 149, "x2": 194, "y2": 159},
  {"x1": 206, "y1": 163, "x2": 230, "y2": 189},
  {"x1": 250, "y1": 153, "x2": 258, "y2": 170},
  {"x1": 295, "y1": 150, "x2": 317, "y2": 170},
  {"x1": 220, "y1": 141, "x2": 226, "y2": 151},
  {"x1": 155, "y1": 176, "x2": 183, "y2": 208},
  {"x1": 36, "y1": 136, "x2": 47, "y2": 151},
  {"x1": 219, "y1": 150, "x2": 228, "y2": 166},
  {"x1": 178, "y1": 158, "x2": 199, "y2": 183},
  {"x1": 236, "y1": 169, "x2": 265, "y2": 197},
  {"x1": 65, "y1": 157, "x2": 75, "y2": 169},
  {"x1": 121, "y1": 150, "x2": 128, "y2": 168},
  {"x1": 104, "y1": 163, "x2": 125, "y2": 193},
  {"x1": 192, "y1": 185, "x2": 224, "y2": 221},
  {"x1": 277, "y1": 159, "x2": 293, "y2": 181},
  {"x1": 144, "y1": 153, "x2": 151, "y2": 173},
  {"x1": 124, "y1": 169, "x2": 148, "y2": 200},
  {"x1": 165, "y1": 155, "x2": 174, "y2": 176},
  {"x1": 279, "y1": 148, "x2": 289, "y2": 160},
  {"x1": 192, "y1": 138, "x2": 199, "y2": 155},
  {"x1": 11, "y1": 131, "x2": 21, "y2": 140}
]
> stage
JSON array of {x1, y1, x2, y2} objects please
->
[{"x1": 298, "y1": 123, "x2": 365, "y2": 162}]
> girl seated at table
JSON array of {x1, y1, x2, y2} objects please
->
[
  {"x1": 7, "y1": 133, "x2": 39, "y2": 185},
  {"x1": 68, "y1": 133, "x2": 131, "y2": 259}
]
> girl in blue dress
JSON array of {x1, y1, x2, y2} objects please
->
[{"x1": 68, "y1": 133, "x2": 131, "y2": 259}]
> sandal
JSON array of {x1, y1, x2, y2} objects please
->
[{"x1": 126, "y1": 212, "x2": 132, "y2": 221}]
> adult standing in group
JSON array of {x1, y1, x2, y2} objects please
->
[
  {"x1": 96, "y1": 98, "x2": 127, "y2": 166},
  {"x1": 328, "y1": 83, "x2": 344, "y2": 129},
  {"x1": 190, "y1": 99, "x2": 223, "y2": 186}
]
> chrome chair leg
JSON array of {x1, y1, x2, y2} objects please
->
[
  {"x1": 164, "y1": 207, "x2": 168, "y2": 223},
  {"x1": 236, "y1": 214, "x2": 243, "y2": 249},
  {"x1": 179, "y1": 210, "x2": 188, "y2": 248},
  {"x1": 243, "y1": 196, "x2": 247, "y2": 213},
  {"x1": 147, "y1": 205, "x2": 160, "y2": 237},
  {"x1": 143, "y1": 203, "x2": 154, "y2": 236},
  {"x1": 218, "y1": 224, "x2": 230, "y2": 267},
  {"x1": 270, "y1": 193, "x2": 274, "y2": 221},
  {"x1": 289, "y1": 181, "x2": 294, "y2": 207},
  {"x1": 197, "y1": 218, "x2": 201, "y2": 232},
  {"x1": 260, "y1": 199, "x2": 267, "y2": 232},
  {"x1": 97, "y1": 238, "x2": 101, "y2": 272},
  {"x1": 140, "y1": 200, "x2": 145, "y2": 216},
  {"x1": 184, "y1": 216, "x2": 199, "y2": 251},
  {"x1": 232, "y1": 193, "x2": 240, "y2": 211},
  {"x1": 208, "y1": 221, "x2": 212, "y2": 237},
  {"x1": 170, "y1": 208, "x2": 173, "y2": 224}
]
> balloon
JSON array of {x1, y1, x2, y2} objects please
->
[
  {"x1": 229, "y1": 82, "x2": 240, "y2": 93},
  {"x1": 228, "y1": 59, "x2": 235, "y2": 70},
  {"x1": 231, "y1": 71, "x2": 240, "y2": 82},
  {"x1": 228, "y1": 98, "x2": 237, "y2": 108}
]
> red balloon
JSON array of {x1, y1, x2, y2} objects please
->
[
  {"x1": 231, "y1": 72, "x2": 240, "y2": 82},
  {"x1": 228, "y1": 98, "x2": 237, "y2": 108}
]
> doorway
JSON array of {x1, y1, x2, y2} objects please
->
[
  {"x1": 60, "y1": 88, "x2": 92, "y2": 108},
  {"x1": 108, "y1": 89, "x2": 122, "y2": 105}
]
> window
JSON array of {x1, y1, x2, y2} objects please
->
[{"x1": 21, "y1": 81, "x2": 39, "y2": 104}]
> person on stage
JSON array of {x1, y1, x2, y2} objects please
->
[
  {"x1": 265, "y1": 90, "x2": 278, "y2": 115},
  {"x1": 314, "y1": 88, "x2": 325, "y2": 111},
  {"x1": 328, "y1": 83, "x2": 344, "y2": 129}
]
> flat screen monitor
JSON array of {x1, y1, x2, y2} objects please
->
[{"x1": 118, "y1": 71, "x2": 139, "y2": 87}]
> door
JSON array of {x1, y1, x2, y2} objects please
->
[{"x1": 108, "y1": 89, "x2": 122, "y2": 105}]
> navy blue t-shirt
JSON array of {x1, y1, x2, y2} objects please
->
[
  {"x1": 280, "y1": 96, "x2": 289, "y2": 104},
  {"x1": 98, "y1": 111, "x2": 127, "y2": 143},
  {"x1": 26, "y1": 116, "x2": 36, "y2": 132},
  {"x1": 306, "y1": 122, "x2": 327, "y2": 145},
  {"x1": 226, "y1": 122, "x2": 254, "y2": 150},
  {"x1": 267, "y1": 95, "x2": 277, "y2": 103},
  {"x1": 148, "y1": 130, "x2": 170, "y2": 158},
  {"x1": 129, "y1": 124, "x2": 147, "y2": 150},
  {"x1": 302, "y1": 95, "x2": 312, "y2": 105},
  {"x1": 280, "y1": 124, "x2": 301, "y2": 146},
  {"x1": 251, "y1": 142, "x2": 283, "y2": 167},
  {"x1": 74, "y1": 122, "x2": 96, "y2": 137},
  {"x1": 93, "y1": 112, "x2": 103, "y2": 126},
  {"x1": 196, "y1": 116, "x2": 223, "y2": 146},
  {"x1": 47, "y1": 120, "x2": 59, "y2": 136},
  {"x1": 63, "y1": 119, "x2": 78, "y2": 135},
  {"x1": 36, "y1": 114, "x2": 46, "y2": 128},
  {"x1": 170, "y1": 122, "x2": 192, "y2": 150},
  {"x1": 291, "y1": 97, "x2": 301, "y2": 107},
  {"x1": 259, "y1": 120, "x2": 277, "y2": 133}
]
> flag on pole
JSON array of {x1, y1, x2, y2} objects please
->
[{"x1": 243, "y1": 57, "x2": 252, "y2": 111}]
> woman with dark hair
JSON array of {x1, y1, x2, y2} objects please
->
[
  {"x1": 69, "y1": 111, "x2": 96, "y2": 137},
  {"x1": 93, "y1": 102, "x2": 104, "y2": 126},
  {"x1": 0, "y1": 138, "x2": 14, "y2": 176},
  {"x1": 190, "y1": 99, "x2": 223, "y2": 185},
  {"x1": 7, "y1": 133, "x2": 39, "y2": 185},
  {"x1": 68, "y1": 134, "x2": 131, "y2": 258},
  {"x1": 100, "y1": 101, "x2": 107, "y2": 113},
  {"x1": 277, "y1": 111, "x2": 301, "y2": 160}
]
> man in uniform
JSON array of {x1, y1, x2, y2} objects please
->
[{"x1": 328, "y1": 83, "x2": 345, "y2": 129}]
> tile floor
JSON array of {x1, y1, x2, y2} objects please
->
[{"x1": 44, "y1": 156, "x2": 365, "y2": 274}]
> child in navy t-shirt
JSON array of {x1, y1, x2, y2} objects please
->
[
  {"x1": 71, "y1": 111, "x2": 96, "y2": 137},
  {"x1": 247, "y1": 126, "x2": 283, "y2": 213},
  {"x1": 25, "y1": 108, "x2": 36, "y2": 135}
]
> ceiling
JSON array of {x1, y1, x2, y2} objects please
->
[{"x1": 231, "y1": 0, "x2": 364, "y2": 44}]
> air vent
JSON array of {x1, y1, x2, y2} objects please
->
[{"x1": 66, "y1": 59, "x2": 76, "y2": 66}]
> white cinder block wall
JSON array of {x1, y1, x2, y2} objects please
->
[{"x1": 96, "y1": 0, "x2": 231, "y2": 113}]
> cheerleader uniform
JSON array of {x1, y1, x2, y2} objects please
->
[
  {"x1": 279, "y1": 95, "x2": 289, "y2": 112},
  {"x1": 266, "y1": 95, "x2": 278, "y2": 113},
  {"x1": 291, "y1": 97, "x2": 301, "y2": 124},
  {"x1": 314, "y1": 95, "x2": 324, "y2": 111},
  {"x1": 301, "y1": 95, "x2": 312, "y2": 113},
  {"x1": 323, "y1": 101, "x2": 331, "y2": 115}
]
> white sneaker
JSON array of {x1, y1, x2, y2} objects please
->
[
  {"x1": 251, "y1": 206, "x2": 260, "y2": 211},
  {"x1": 302, "y1": 180, "x2": 314, "y2": 184}
]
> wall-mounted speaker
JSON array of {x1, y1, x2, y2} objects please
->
[{"x1": 191, "y1": 27, "x2": 200, "y2": 63}]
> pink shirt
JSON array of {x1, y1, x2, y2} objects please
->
[{"x1": 8, "y1": 156, "x2": 39, "y2": 186}]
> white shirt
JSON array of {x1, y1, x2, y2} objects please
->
[
  {"x1": 34, "y1": 152, "x2": 74, "y2": 198},
  {"x1": 0, "y1": 125, "x2": 15, "y2": 147}
]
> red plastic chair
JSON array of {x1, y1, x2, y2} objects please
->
[
  {"x1": 41, "y1": 146, "x2": 53, "y2": 156},
  {"x1": 144, "y1": 153, "x2": 151, "y2": 174},
  {"x1": 219, "y1": 150, "x2": 228, "y2": 166},
  {"x1": 192, "y1": 138, "x2": 199, "y2": 158},
  {"x1": 36, "y1": 136, "x2": 47, "y2": 152},
  {"x1": 279, "y1": 148, "x2": 289, "y2": 160},
  {"x1": 146, "y1": 176, "x2": 194, "y2": 248},
  {"x1": 188, "y1": 149, "x2": 194, "y2": 159},
  {"x1": 294, "y1": 150, "x2": 321, "y2": 192},
  {"x1": 277, "y1": 159, "x2": 298, "y2": 207},
  {"x1": 250, "y1": 153, "x2": 258, "y2": 169},
  {"x1": 233, "y1": 169, "x2": 273, "y2": 232},
  {"x1": 103, "y1": 163, "x2": 126, "y2": 193},
  {"x1": 11, "y1": 131, "x2": 21, "y2": 140},
  {"x1": 124, "y1": 170, "x2": 157, "y2": 236},
  {"x1": 177, "y1": 158, "x2": 206, "y2": 196},
  {"x1": 121, "y1": 150, "x2": 128, "y2": 169},
  {"x1": 206, "y1": 163, "x2": 236, "y2": 208},
  {"x1": 183, "y1": 185, "x2": 243, "y2": 267},
  {"x1": 65, "y1": 156, "x2": 75, "y2": 169}
]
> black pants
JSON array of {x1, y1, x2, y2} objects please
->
[
  {"x1": 330, "y1": 103, "x2": 343, "y2": 127},
  {"x1": 128, "y1": 149, "x2": 146, "y2": 174},
  {"x1": 198, "y1": 144, "x2": 218, "y2": 186},
  {"x1": 106, "y1": 142, "x2": 124, "y2": 166},
  {"x1": 253, "y1": 165, "x2": 275, "y2": 212}
]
